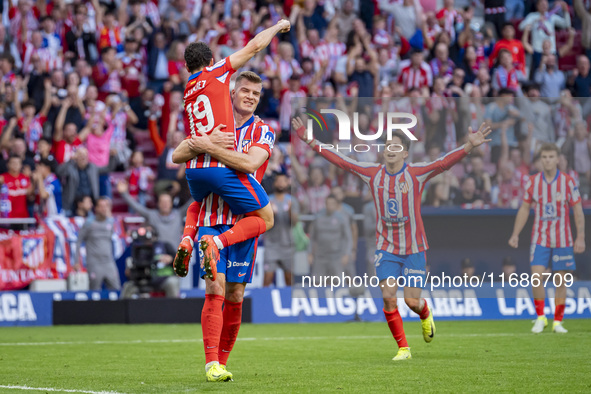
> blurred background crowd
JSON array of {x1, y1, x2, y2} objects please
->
[{"x1": 1, "y1": 0, "x2": 591, "y2": 223}]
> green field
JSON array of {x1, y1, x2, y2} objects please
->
[{"x1": 0, "y1": 320, "x2": 590, "y2": 393}]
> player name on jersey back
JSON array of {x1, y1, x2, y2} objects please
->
[{"x1": 184, "y1": 57, "x2": 237, "y2": 169}]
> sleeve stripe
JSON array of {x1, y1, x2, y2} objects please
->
[
  {"x1": 410, "y1": 145, "x2": 465, "y2": 169},
  {"x1": 206, "y1": 58, "x2": 226, "y2": 71}
]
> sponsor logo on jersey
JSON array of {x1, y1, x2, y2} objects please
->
[
  {"x1": 261, "y1": 130, "x2": 275, "y2": 147},
  {"x1": 553, "y1": 254, "x2": 573, "y2": 262},
  {"x1": 386, "y1": 198, "x2": 398, "y2": 216}
]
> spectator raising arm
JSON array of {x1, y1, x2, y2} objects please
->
[{"x1": 0, "y1": 117, "x2": 18, "y2": 149}]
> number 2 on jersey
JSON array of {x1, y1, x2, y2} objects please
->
[{"x1": 187, "y1": 94, "x2": 214, "y2": 135}]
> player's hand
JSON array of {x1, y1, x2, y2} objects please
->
[
  {"x1": 207, "y1": 124, "x2": 233, "y2": 149},
  {"x1": 73, "y1": 263, "x2": 82, "y2": 272},
  {"x1": 466, "y1": 122, "x2": 492, "y2": 150},
  {"x1": 292, "y1": 117, "x2": 312, "y2": 144},
  {"x1": 574, "y1": 237, "x2": 586, "y2": 254},
  {"x1": 277, "y1": 19, "x2": 291, "y2": 33},
  {"x1": 116, "y1": 180, "x2": 128, "y2": 194},
  {"x1": 188, "y1": 125, "x2": 223, "y2": 153},
  {"x1": 560, "y1": 0, "x2": 569, "y2": 12},
  {"x1": 508, "y1": 234, "x2": 519, "y2": 249}
]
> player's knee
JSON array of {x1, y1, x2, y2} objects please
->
[
  {"x1": 205, "y1": 278, "x2": 224, "y2": 296},
  {"x1": 225, "y1": 283, "x2": 245, "y2": 303},
  {"x1": 225, "y1": 290, "x2": 244, "y2": 303},
  {"x1": 404, "y1": 297, "x2": 420, "y2": 310}
]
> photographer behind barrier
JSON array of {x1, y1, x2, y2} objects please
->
[{"x1": 121, "y1": 226, "x2": 180, "y2": 299}]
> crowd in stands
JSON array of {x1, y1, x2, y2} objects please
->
[{"x1": 1, "y1": 0, "x2": 591, "y2": 228}]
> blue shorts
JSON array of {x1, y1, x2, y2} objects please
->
[
  {"x1": 197, "y1": 225, "x2": 258, "y2": 283},
  {"x1": 530, "y1": 244, "x2": 576, "y2": 271},
  {"x1": 374, "y1": 250, "x2": 427, "y2": 287},
  {"x1": 185, "y1": 167, "x2": 269, "y2": 215}
]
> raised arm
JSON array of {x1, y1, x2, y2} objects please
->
[
  {"x1": 553, "y1": 2, "x2": 571, "y2": 28},
  {"x1": 40, "y1": 79, "x2": 52, "y2": 117},
  {"x1": 116, "y1": 180, "x2": 152, "y2": 217},
  {"x1": 0, "y1": 117, "x2": 18, "y2": 149},
  {"x1": 413, "y1": 123, "x2": 492, "y2": 182},
  {"x1": 229, "y1": 20, "x2": 291, "y2": 70},
  {"x1": 148, "y1": 115, "x2": 165, "y2": 156},
  {"x1": 53, "y1": 99, "x2": 71, "y2": 142}
]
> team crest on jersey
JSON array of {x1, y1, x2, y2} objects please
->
[
  {"x1": 555, "y1": 192, "x2": 563, "y2": 202},
  {"x1": 241, "y1": 139, "x2": 252, "y2": 152},
  {"x1": 386, "y1": 198, "x2": 398, "y2": 216},
  {"x1": 21, "y1": 179, "x2": 27, "y2": 187},
  {"x1": 399, "y1": 181, "x2": 409, "y2": 194}
]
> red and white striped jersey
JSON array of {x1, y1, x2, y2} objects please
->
[
  {"x1": 397, "y1": 59, "x2": 433, "y2": 92},
  {"x1": 196, "y1": 117, "x2": 275, "y2": 227},
  {"x1": 523, "y1": 171, "x2": 581, "y2": 248},
  {"x1": 314, "y1": 144, "x2": 468, "y2": 255},
  {"x1": 184, "y1": 57, "x2": 236, "y2": 169}
]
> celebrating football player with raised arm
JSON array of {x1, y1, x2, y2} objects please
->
[{"x1": 294, "y1": 117, "x2": 492, "y2": 360}]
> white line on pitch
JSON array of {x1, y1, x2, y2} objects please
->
[
  {"x1": 0, "y1": 384, "x2": 123, "y2": 394},
  {"x1": 0, "y1": 332, "x2": 534, "y2": 347}
]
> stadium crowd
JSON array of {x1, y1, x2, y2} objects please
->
[{"x1": 0, "y1": 0, "x2": 591, "y2": 225}]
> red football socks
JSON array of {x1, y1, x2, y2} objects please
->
[
  {"x1": 218, "y1": 300, "x2": 243, "y2": 366},
  {"x1": 202, "y1": 294, "x2": 224, "y2": 364},
  {"x1": 384, "y1": 308, "x2": 408, "y2": 348},
  {"x1": 534, "y1": 299, "x2": 545, "y2": 317},
  {"x1": 218, "y1": 216, "x2": 266, "y2": 248},
  {"x1": 183, "y1": 201, "x2": 200, "y2": 240},
  {"x1": 554, "y1": 304, "x2": 565, "y2": 322},
  {"x1": 419, "y1": 299, "x2": 430, "y2": 320}
]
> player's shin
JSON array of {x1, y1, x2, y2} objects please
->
[
  {"x1": 183, "y1": 201, "x2": 200, "y2": 240},
  {"x1": 202, "y1": 294, "x2": 225, "y2": 364},
  {"x1": 383, "y1": 307, "x2": 408, "y2": 348},
  {"x1": 173, "y1": 202, "x2": 200, "y2": 277},
  {"x1": 218, "y1": 299, "x2": 243, "y2": 366}
]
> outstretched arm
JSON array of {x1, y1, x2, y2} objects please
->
[
  {"x1": 413, "y1": 123, "x2": 493, "y2": 182},
  {"x1": 508, "y1": 201, "x2": 531, "y2": 248},
  {"x1": 228, "y1": 19, "x2": 291, "y2": 70}
]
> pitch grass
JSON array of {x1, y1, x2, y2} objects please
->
[{"x1": 0, "y1": 320, "x2": 590, "y2": 393}]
